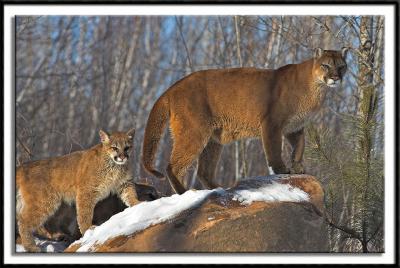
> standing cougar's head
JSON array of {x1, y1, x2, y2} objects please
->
[
  {"x1": 99, "y1": 128, "x2": 135, "y2": 165},
  {"x1": 313, "y1": 47, "x2": 349, "y2": 88}
]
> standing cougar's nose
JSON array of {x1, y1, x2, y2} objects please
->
[{"x1": 331, "y1": 75, "x2": 340, "y2": 81}]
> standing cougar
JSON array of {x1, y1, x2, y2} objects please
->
[
  {"x1": 16, "y1": 128, "x2": 138, "y2": 252},
  {"x1": 142, "y1": 48, "x2": 348, "y2": 194}
]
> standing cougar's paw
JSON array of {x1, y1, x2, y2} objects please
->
[
  {"x1": 272, "y1": 165, "x2": 290, "y2": 174},
  {"x1": 289, "y1": 162, "x2": 305, "y2": 174}
]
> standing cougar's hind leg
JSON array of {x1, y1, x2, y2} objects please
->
[
  {"x1": 197, "y1": 139, "x2": 223, "y2": 189},
  {"x1": 167, "y1": 119, "x2": 212, "y2": 194}
]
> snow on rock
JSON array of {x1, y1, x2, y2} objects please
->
[
  {"x1": 71, "y1": 188, "x2": 224, "y2": 252},
  {"x1": 232, "y1": 181, "x2": 309, "y2": 205},
  {"x1": 70, "y1": 176, "x2": 311, "y2": 252}
]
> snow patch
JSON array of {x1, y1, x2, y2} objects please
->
[
  {"x1": 232, "y1": 181, "x2": 309, "y2": 205},
  {"x1": 16, "y1": 237, "x2": 68, "y2": 253},
  {"x1": 268, "y1": 166, "x2": 275, "y2": 175},
  {"x1": 16, "y1": 244, "x2": 26, "y2": 253},
  {"x1": 72, "y1": 188, "x2": 223, "y2": 252}
]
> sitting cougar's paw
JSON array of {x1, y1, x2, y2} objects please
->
[
  {"x1": 53, "y1": 233, "x2": 75, "y2": 244},
  {"x1": 89, "y1": 225, "x2": 97, "y2": 231},
  {"x1": 25, "y1": 244, "x2": 41, "y2": 253},
  {"x1": 289, "y1": 162, "x2": 305, "y2": 174}
]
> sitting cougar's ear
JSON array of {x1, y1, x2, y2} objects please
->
[
  {"x1": 314, "y1": 47, "x2": 324, "y2": 59},
  {"x1": 99, "y1": 129, "x2": 110, "y2": 144},
  {"x1": 341, "y1": 47, "x2": 350, "y2": 60},
  {"x1": 126, "y1": 128, "x2": 135, "y2": 141}
]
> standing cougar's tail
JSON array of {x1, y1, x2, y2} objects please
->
[{"x1": 142, "y1": 96, "x2": 169, "y2": 178}]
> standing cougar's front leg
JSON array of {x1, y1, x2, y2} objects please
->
[
  {"x1": 260, "y1": 120, "x2": 289, "y2": 174},
  {"x1": 285, "y1": 128, "x2": 305, "y2": 174},
  {"x1": 118, "y1": 180, "x2": 140, "y2": 207}
]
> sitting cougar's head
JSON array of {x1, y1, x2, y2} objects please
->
[
  {"x1": 313, "y1": 47, "x2": 349, "y2": 88},
  {"x1": 99, "y1": 128, "x2": 135, "y2": 165}
]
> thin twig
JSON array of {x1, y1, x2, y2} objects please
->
[
  {"x1": 17, "y1": 136, "x2": 33, "y2": 159},
  {"x1": 324, "y1": 212, "x2": 362, "y2": 241},
  {"x1": 175, "y1": 16, "x2": 194, "y2": 72}
]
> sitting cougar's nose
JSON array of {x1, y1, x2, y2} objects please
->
[
  {"x1": 114, "y1": 154, "x2": 127, "y2": 164},
  {"x1": 327, "y1": 76, "x2": 341, "y2": 87}
]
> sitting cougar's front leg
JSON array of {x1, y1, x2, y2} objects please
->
[
  {"x1": 76, "y1": 191, "x2": 96, "y2": 235},
  {"x1": 118, "y1": 181, "x2": 140, "y2": 207}
]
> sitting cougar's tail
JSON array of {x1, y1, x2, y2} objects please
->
[{"x1": 141, "y1": 95, "x2": 169, "y2": 179}]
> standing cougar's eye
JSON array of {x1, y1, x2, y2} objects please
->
[
  {"x1": 124, "y1": 146, "x2": 131, "y2": 152},
  {"x1": 338, "y1": 65, "x2": 346, "y2": 72},
  {"x1": 111, "y1": 146, "x2": 118, "y2": 151}
]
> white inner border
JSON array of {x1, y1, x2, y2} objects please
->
[{"x1": 3, "y1": 4, "x2": 396, "y2": 265}]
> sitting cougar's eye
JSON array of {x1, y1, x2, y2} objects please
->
[{"x1": 321, "y1": 63, "x2": 330, "y2": 69}]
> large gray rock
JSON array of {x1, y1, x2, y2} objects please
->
[{"x1": 66, "y1": 175, "x2": 328, "y2": 252}]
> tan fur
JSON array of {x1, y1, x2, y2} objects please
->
[
  {"x1": 31, "y1": 182, "x2": 160, "y2": 245},
  {"x1": 16, "y1": 128, "x2": 138, "y2": 252},
  {"x1": 142, "y1": 48, "x2": 348, "y2": 194}
]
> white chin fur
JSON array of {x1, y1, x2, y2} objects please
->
[
  {"x1": 326, "y1": 79, "x2": 340, "y2": 88},
  {"x1": 113, "y1": 158, "x2": 127, "y2": 165}
]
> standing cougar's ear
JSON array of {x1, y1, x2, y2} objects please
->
[
  {"x1": 341, "y1": 47, "x2": 350, "y2": 60},
  {"x1": 314, "y1": 47, "x2": 324, "y2": 59},
  {"x1": 126, "y1": 128, "x2": 135, "y2": 141},
  {"x1": 99, "y1": 129, "x2": 110, "y2": 144}
]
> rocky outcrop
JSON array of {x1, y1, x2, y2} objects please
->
[{"x1": 66, "y1": 175, "x2": 328, "y2": 253}]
